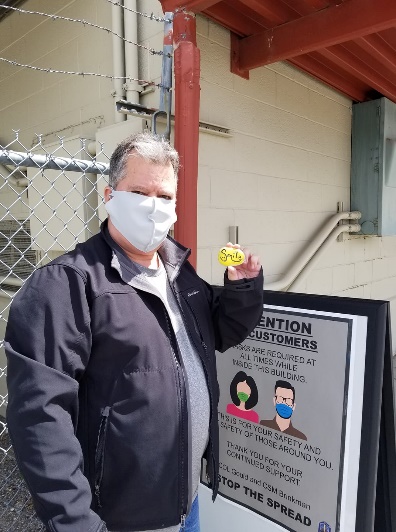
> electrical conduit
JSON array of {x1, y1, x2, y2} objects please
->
[
  {"x1": 112, "y1": 0, "x2": 126, "y2": 122},
  {"x1": 123, "y1": 0, "x2": 140, "y2": 106},
  {"x1": 265, "y1": 211, "x2": 361, "y2": 292},
  {"x1": 287, "y1": 223, "x2": 361, "y2": 292}
]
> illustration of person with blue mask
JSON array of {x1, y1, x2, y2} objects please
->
[{"x1": 260, "y1": 380, "x2": 307, "y2": 440}]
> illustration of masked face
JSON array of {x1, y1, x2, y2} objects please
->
[
  {"x1": 274, "y1": 388, "x2": 295, "y2": 419},
  {"x1": 237, "y1": 391, "x2": 250, "y2": 403},
  {"x1": 275, "y1": 402, "x2": 293, "y2": 419},
  {"x1": 237, "y1": 381, "x2": 251, "y2": 406}
]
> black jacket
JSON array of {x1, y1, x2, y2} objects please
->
[{"x1": 5, "y1": 224, "x2": 264, "y2": 532}]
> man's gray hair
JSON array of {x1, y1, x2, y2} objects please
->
[{"x1": 108, "y1": 132, "x2": 180, "y2": 189}]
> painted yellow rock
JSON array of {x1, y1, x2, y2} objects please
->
[{"x1": 218, "y1": 246, "x2": 245, "y2": 267}]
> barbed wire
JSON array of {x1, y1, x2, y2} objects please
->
[
  {"x1": 0, "y1": 4, "x2": 169, "y2": 57},
  {"x1": 105, "y1": 0, "x2": 169, "y2": 23},
  {"x1": 0, "y1": 57, "x2": 171, "y2": 91}
]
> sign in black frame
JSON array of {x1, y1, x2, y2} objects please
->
[
  {"x1": 263, "y1": 291, "x2": 395, "y2": 532},
  {"x1": 204, "y1": 290, "x2": 396, "y2": 532}
]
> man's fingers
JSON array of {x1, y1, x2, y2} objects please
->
[
  {"x1": 240, "y1": 246, "x2": 252, "y2": 265},
  {"x1": 248, "y1": 253, "x2": 260, "y2": 270},
  {"x1": 222, "y1": 244, "x2": 261, "y2": 277},
  {"x1": 227, "y1": 265, "x2": 238, "y2": 281}
]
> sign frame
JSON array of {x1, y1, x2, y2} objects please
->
[{"x1": 201, "y1": 291, "x2": 396, "y2": 532}]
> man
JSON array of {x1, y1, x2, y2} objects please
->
[
  {"x1": 5, "y1": 132, "x2": 264, "y2": 532},
  {"x1": 260, "y1": 380, "x2": 307, "y2": 440}
]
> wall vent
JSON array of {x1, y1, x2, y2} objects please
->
[{"x1": 0, "y1": 219, "x2": 36, "y2": 284}]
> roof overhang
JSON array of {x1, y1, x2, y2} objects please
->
[{"x1": 160, "y1": 0, "x2": 396, "y2": 103}]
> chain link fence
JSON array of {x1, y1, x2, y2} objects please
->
[{"x1": 0, "y1": 133, "x2": 110, "y2": 531}]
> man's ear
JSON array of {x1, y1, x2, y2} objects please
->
[
  {"x1": 292, "y1": 403, "x2": 296, "y2": 412},
  {"x1": 104, "y1": 186, "x2": 113, "y2": 203}
]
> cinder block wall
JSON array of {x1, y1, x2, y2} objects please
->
[
  {"x1": 0, "y1": 0, "x2": 115, "y2": 147},
  {"x1": 194, "y1": 19, "x2": 351, "y2": 286},
  {"x1": 140, "y1": 5, "x2": 396, "y2": 346}
]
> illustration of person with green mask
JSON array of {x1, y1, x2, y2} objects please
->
[
  {"x1": 226, "y1": 371, "x2": 259, "y2": 423},
  {"x1": 260, "y1": 380, "x2": 307, "y2": 440}
]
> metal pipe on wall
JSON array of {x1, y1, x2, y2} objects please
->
[
  {"x1": 123, "y1": 0, "x2": 140, "y2": 105},
  {"x1": 112, "y1": 0, "x2": 126, "y2": 122},
  {"x1": 152, "y1": 12, "x2": 173, "y2": 140},
  {"x1": 173, "y1": 10, "x2": 200, "y2": 268},
  {"x1": 265, "y1": 211, "x2": 362, "y2": 291},
  {"x1": 287, "y1": 223, "x2": 361, "y2": 292}
]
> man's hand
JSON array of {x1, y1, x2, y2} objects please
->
[{"x1": 224, "y1": 242, "x2": 261, "y2": 281}]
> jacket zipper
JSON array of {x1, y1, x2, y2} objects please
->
[
  {"x1": 177, "y1": 293, "x2": 217, "y2": 490},
  {"x1": 162, "y1": 308, "x2": 189, "y2": 525},
  {"x1": 196, "y1": 335, "x2": 217, "y2": 491},
  {"x1": 94, "y1": 406, "x2": 111, "y2": 508}
]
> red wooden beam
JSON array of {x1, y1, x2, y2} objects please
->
[
  {"x1": 319, "y1": 45, "x2": 396, "y2": 103},
  {"x1": 220, "y1": 0, "x2": 276, "y2": 30},
  {"x1": 237, "y1": 0, "x2": 396, "y2": 71},
  {"x1": 290, "y1": 54, "x2": 369, "y2": 102},
  {"x1": 236, "y1": 0, "x2": 300, "y2": 26},
  {"x1": 357, "y1": 34, "x2": 396, "y2": 72},
  {"x1": 160, "y1": 0, "x2": 220, "y2": 13},
  {"x1": 300, "y1": 0, "x2": 329, "y2": 9},
  {"x1": 231, "y1": 33, "x2": 249, "y2": 79},
  {"x1": 378, "y1": 28, "x2": 396, "y2": 52},
  {"x1": 205, "y1": 2, "x2": 264, "y2": 36},
  {"x1": 173, "y1": 11, "x2": 200, "y2": 268}
]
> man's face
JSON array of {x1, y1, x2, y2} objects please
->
[
  {"x1": 104, "y1": 155, "x2": 177, "y2": 201},
  {"x1": 273, "y1": 387, "x2": 295, "y2": 412}
]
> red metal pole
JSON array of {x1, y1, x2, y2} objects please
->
[{"x1": 173, "y1": 10, "x2": 200, "y2": 269}]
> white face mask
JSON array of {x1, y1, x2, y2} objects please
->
[{"x1": 105, "y1": 190, "x2": 177, "y2": 253}]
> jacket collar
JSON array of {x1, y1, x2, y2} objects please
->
[{"x1": 100, "y1": 219, "x2": 191, "y2": 282}]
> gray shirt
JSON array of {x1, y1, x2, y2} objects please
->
[{"x1": 110, "y1": 251, "x2": 210, "y2": 532}]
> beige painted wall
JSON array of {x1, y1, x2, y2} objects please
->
[
  {"x1": 0, "y1": 0, "x2": 115, "y2": 147},
  {"x1": 138, "y1": 3, "x2": 396, "y2": 348},
  {"x1": 196, "y1": 19, "x2": 396, "y2": 345}
]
